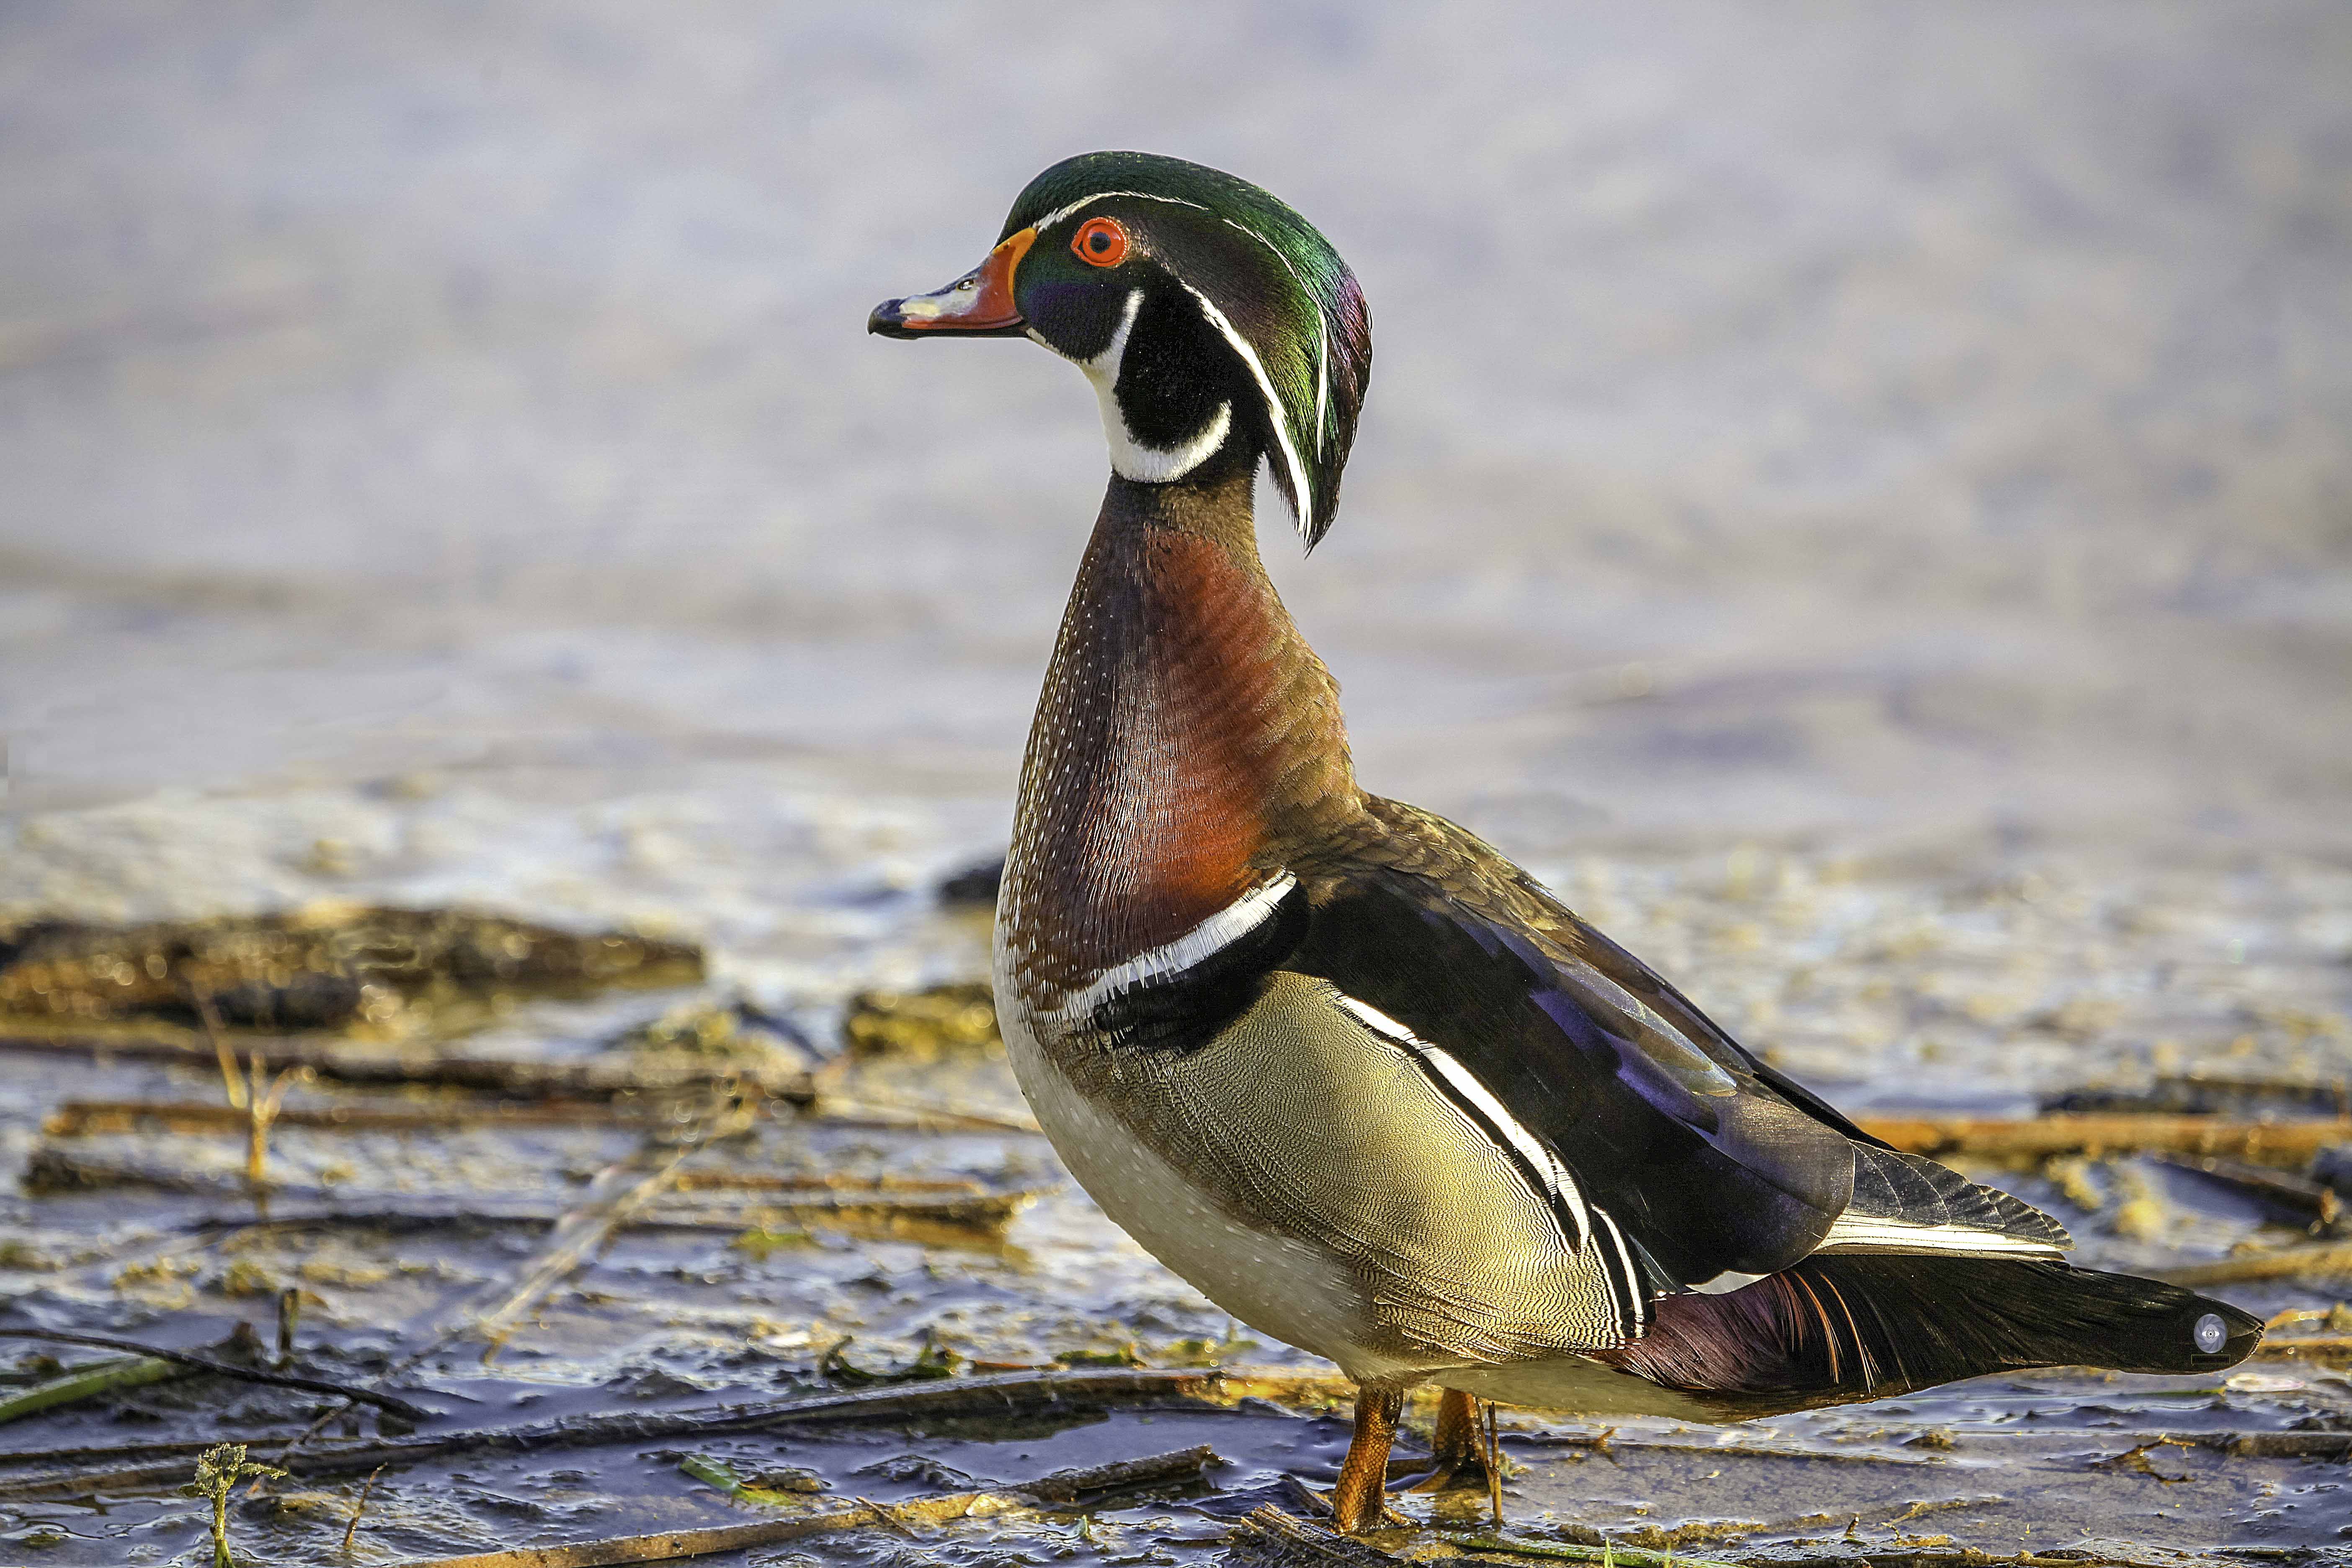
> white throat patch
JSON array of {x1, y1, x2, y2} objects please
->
[{"x1": 1058, "y1": 289, "x2": 1232, "y2": 485}]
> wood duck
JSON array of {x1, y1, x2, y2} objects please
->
[{"x1": 869, "y1": 151, "x2": 2260, "y2": 1533}]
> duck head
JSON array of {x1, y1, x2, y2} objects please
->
[{"x1": 869, "y1": 151, "x2": 1372, "y2": 547}]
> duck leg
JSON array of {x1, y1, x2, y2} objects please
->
[
  {"x1": 1405, "y1": 1387, "x2": 1488, "y2": 1491},
  {"x1": 1330, "y1": 1385, "x2": 1404, "y2": 1533}
]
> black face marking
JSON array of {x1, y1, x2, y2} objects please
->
[
  {"x1": 1111, "y1": 283, "x2": 1253, "y2": 452},
  {"x1": 1090, "y1": 879, "x2": 1310, "y2": 1054},
  {"x1": 1024, "y1": 273, "x2": 1134, "y2": 362}
]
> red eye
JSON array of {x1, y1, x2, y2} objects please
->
[{"x1": 1072, "y1": 216, "x2": 1129, "y2": 268}]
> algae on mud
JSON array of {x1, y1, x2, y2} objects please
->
[{"x1": 0, "y1": 906, "x2": 703, "y2": 1035}]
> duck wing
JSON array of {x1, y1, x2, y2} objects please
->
[{"x1": 1284, "y1": 797, "x2": 2066, "y2": 1302}]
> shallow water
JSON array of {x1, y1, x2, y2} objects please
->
[{"x1": 3, "y1": 2, "x2": 2351, "y2": 1561}]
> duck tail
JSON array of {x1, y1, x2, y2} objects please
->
[{"x1": 1613, "y1": 1255, "x2": 2260, "y2": 1408}]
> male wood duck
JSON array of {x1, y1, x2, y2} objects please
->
[{"x1": 870, "y1": 151, "x2": 2260, "y2": 1532}]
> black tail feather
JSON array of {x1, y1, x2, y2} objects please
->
[
  {"x1": 1845, "y1": 1145, "x2": 2072, "y2": 1251},
  {"x1": 1612, "y1": 1255, "x2": 2260, "y2": 1413}
]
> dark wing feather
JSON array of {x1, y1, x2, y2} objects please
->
[
  {"x1": 1285, "y1": 802, "x2": 1861, "y2": 1289},
  {"x1": 1288, "y1": 797, "x2": 2073, "y2": 1289},
  {"x1": 1844, "y1": 1143, "x2": 2072, "y2": 1249},
  {"x1": 1537, "y1": 908, "x2": 1895, "y2": 1153}
]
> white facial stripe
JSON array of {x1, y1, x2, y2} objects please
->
[
  {"x1": 1818, "y1": 1214, "x2": 2067, "y2": 1259},
  {"x1": 1030, "y1": 198, "x2": 1325, "y2": 523},
  {"x1": 1216, "y1": 216, "x2": 1333, "y2": 464},
  {"x1": 1071, "y1": 289, "x2": 1233, "y2": 484},
  {"x1": 1216, "y1": 216, "x2": 1326, "y2": 459},
  {"x1": 1061, "y1": 872, "x2": 1299, "y2": 1019},
  {"x1": 1034, "y1": 189, "x2": 1210, "y2": 232},
  {"x1": 1332, "y1": 997, "x2": 1591, "y2": 1251},
  {"x1": 1177, "y1": 281, "x2": 1315, "y2": 537}
]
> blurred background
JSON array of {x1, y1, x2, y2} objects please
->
[
  {"x1": 3, "y1": 0, "x2": 2348, "y2": 1094},
  {"x1": 4, "y1": 8, "x2": 2352, "y2": 1559}
]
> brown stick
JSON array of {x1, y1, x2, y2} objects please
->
[
  {"x1": 341, "y1": 1464, "x2": 386, "y2": 1554},
  {"x1": 1227, "y1": 1505, "x2": 1401, "y2": 1568},
  {"x1": 180, "y1": 978, "x2": 246, "y2": 1112},
  {"x1": 1021, "y1": 1443, "x2": 1219, "y2": 1502},
  {"x1": 455, "y1": 1141, "x2": 701, "y2": 1353},
  {"x1": 2163, "y1": 1243, "x2": 2352, "y2": 1284},
  {"x1": 1483, "y1": 1398, "x2": 1502, "y2": 1529},
  {"x1": 811, "y1": 1093, "x2": 1041, "y2": 1135},
  {"x1": 2253, "y1": 1334, "x2": 2352, "y2": 1359},
  {"x1": 246, "y1": 1052, "x2": 309, "y2": 1190},
  {"x1": 1852, "y1": 1113, "x2": 2352, "y2": 1163},
  {"x1": 143, "y1": 1192, "x2": 1036, "y2": 1236},
  {"x1": 386, "y1": 1488, "x2": 1022, "y2": 1567},
  {"x1": 44, "y1": 1100, "x2": 665, "y2": 1136},
  {"x1": 25, "y1": 1147, "x2": 1039, "y2": 1233},
  {"x1": 2152, "y1": 1154, "x2": 2342, "y2": 1231},
  {"x1": 0, "y1": 1366, "x2": 1219, "y2": 1500},
  {"x1": 0, "y1": 1329, "x2": 430, "y2": 1420},
  {"x1": 0, "y1": 1032, "x2": 811, "y2": 1101},
  {"x1": 668, "y1": 1172, "x2": 983, "y2": 1194}
]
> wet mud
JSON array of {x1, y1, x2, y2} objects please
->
[{"x1": 0, "y1": 882, "x2": 2346, "y2": 1565}]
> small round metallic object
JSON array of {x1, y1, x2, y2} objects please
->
[{"x1": 2192, "y1": 1312, "x2": 2227, "y2": 1354}]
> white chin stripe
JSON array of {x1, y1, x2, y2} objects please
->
[
  {"x1": 1062, "y1": 873, "x2": 1299, "y2": 1020},
  {"x1": 1106, "y1": 399, "x2": 1231, "y2": 483},
  {"x1": 1817, "y1": 1214, "x2": 2067, "y2": 1259},
  {"x1": 1076, "y1": 289, "x2": 1233, "y2": 484}
]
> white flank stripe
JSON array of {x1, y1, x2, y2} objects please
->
[
  {"x1": 1818, "y1": 1214, "x2": 2066, "y2": 1259},
  {"x1": 1688, "y1": 1268, "x2": 1771, "y2": 1297},
  {"x1": 1062, "y1": 873, "x2": 1298, "y2": 1019},
  {"x1": 1178, "y1": 281, "x2": 1315, "y2": 539},
  {"x1": 1592, "y1": 1206, "x2": 1648, "y2": 1332},
  {"x1": 1331, "y1": 996, "x2": 1591, "y2": 1250}
]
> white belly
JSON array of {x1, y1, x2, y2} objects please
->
[{"x1": 999, "y1": 998, "x2": 1428, "y2": 1382}]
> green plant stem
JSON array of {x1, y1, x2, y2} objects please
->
[
  {"x1": 0, "y1": 1355, "x2": 181, "y2": 1425},
  {"x1": 677, "y1": 1455, "x2": 822, "y2": 1508},
  {"x1": 1447, "y1": 1531, "x2": 1741, "y2": 1568}
]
